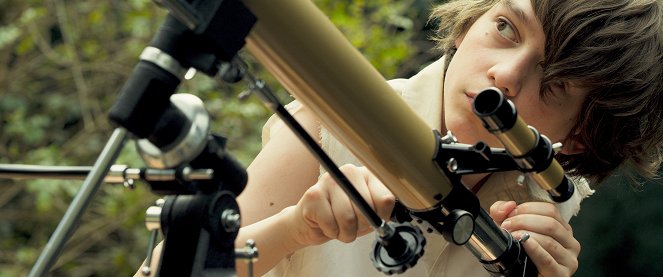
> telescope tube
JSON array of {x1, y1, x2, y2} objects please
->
[{"x1": 242, "y1": 0, "x2": 450, "y2": 211}]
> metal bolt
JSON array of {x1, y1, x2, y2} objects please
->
[
  {"x1": 141, "y1": 265, "x2": 151, "y2": 276},
  {"x1": 516, "y1": 174, "x2": 526, "y2": 187},
  {"x1": 123, "y1": 178, "x2": 135, "y2": 190},
  {"x1": 518, "y1": 233, "x2": 531, "y2": 243},
  {"x1": 447, "y1": 158, "x2": 458, "y2": 173},
  {"x1": 221, "y1": 209, "x2": 241, "y2": 232},
  {"x1": 552, "y1": 142, "x2": 563, "y2": 154}
]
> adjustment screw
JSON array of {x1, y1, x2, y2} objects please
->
[{"x1": 221, "y1": 209, "x2": 241, "y2": 232}]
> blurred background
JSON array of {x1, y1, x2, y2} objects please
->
[{"x1": 0, "y1": 0, "x2": 660, "y2": 276}]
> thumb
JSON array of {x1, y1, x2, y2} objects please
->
[{"x1": 489, "y1": 200, "x2": 517, "y2": 225}]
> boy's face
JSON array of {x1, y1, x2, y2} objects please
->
[{"x1": 443, "y1": 0, "x2": 588, "y2": 153}]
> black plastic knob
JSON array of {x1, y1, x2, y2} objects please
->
[
  {"x1": 370, "y1": 222, "x2": 426, "y2": 275},
  {"x1": 441, "y1": 209, "x2": 475, "y2": 245}
]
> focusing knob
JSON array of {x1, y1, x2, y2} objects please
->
[
  {"x1": 370, "y1": 222, "x2": 426, "y2": 275},
  {"x1": 442, "y1": 209, "x2": 474, "y2": 245}
]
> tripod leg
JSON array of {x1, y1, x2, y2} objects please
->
[
  {"x1": 28, "y1": 128, "x2": 128, "y2": 277},
  {"x1": 141, "y1": 229, "x2": 160, "y2": 276}
]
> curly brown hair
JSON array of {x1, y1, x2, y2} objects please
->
[{"x1": 430, "y1": 0, "x2": 663, "y2": 184}]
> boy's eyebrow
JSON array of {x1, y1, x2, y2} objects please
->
[{"x1": 501, "y1": 0, "x2": 534, "y2": 25}]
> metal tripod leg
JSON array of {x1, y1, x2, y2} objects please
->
[{"x1": 28, "y1": 128, "x2": 128, "y2": 277}]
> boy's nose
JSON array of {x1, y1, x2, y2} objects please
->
[{"x1": 486, "y1": 54, "x2": 533, "y2": 98}]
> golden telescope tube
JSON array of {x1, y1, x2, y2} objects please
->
[{"x1": 242, "y1": 0, "x2": 450, "y2": 211}]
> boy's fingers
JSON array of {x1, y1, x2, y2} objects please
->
[{"x1": 489, "y1": 200, "x2": 517, "y2": 224}]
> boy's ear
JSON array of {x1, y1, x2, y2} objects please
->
[{"x1": 560, "y1": 137, "x2": 586, "y2": 155}]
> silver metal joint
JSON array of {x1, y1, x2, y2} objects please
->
[
  {"x1": 123, "y1": 178, "x2": 135, "y2": 189},
  {"x1": 181, "y1": 166, "x2": 214, "y2": 181},
  {"x1": 106, "y1": 164, "x2": 128, "y2": 183},
  {"x1": 447, "y1": 158, "x2": 458, "y2": 173},
  {"x1": 221, "y1": 209, "x2": 241, "y2": 232},
  {"x1": 141, "y1": 265, "x2": 151, "y2": 276},
  {"x1": 518, "y1": 233, "x2": 531, "y2": 243},
  {"x1": 440, "y1": 131, "x2": 458, "y2": 144},
  {"x1": 516, "y1": 174, "x2": 527, "y2": 187},
  {"x1": 236, "y1": 239, "x2": 259, "y2": 277},
  {"x1": 140, "y1": 46, "x2": 187, "y2": 79},
  {"x1": 136, "y1": 94, "x2": 210, "y2": 169},
  {"x1": 552, "y1": 142, "x2": 563, "y2": 154},
  {"x1": 145, "y1": 199, "x2": 165, "y2": 231},
  {"x1": 375, "y1": 221, "x2": 394, "y2": 238},
  {"x1": 235, "y1": 239, "x2": 259, "y2": 260}
]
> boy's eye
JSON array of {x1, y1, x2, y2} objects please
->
[{"x1": 496, "y1": 17, "x2": 518, "y2": 42}]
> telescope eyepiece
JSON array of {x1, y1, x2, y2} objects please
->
[{"x1": 473, "y1": 88, "x2": 518, "y2": 133}]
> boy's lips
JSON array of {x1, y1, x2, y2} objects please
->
[{"x1": 465, "y1": 92, "x2": 477, "y2": 108}]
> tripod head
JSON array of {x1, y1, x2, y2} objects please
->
[
  {"x1": 108, "y1": 0, "x2": 255, "y2": 144},
  {"x1": 105, "y1": 1, "x2": 256, "y2": 275}
]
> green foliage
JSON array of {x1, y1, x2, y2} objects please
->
[
  {"x1": 315, "y1": 0, "x2": 416, "y2": 78},
  {"x1": 0, "y1": 0, "x2": 425, "y2": 276}
]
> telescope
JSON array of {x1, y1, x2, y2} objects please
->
[{"x1": 15, "y1": 0, "x2": 578, "y2": 276}]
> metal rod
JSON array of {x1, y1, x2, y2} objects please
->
[
  {"x1": 28, "y1": 128, "x2": 128, "y2": 277},
  {"x1": 0, "y1": 165, "x2": 93, "y2": 180},
  {"x1": 0, "y1": 164, "x2": 213, "y2": 184},
  {"x1": 141, "y1": 230, "x2": 160, "y2": 276},
  {"x1": 245, "y1": 70, "x2": 384, "y2": 230}
]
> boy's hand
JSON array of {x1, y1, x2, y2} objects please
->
[
  {"x1": 490, "y1": 201, "x2": 580, "y2": 277},
  {"x1": 287, "y1": 164, "x2": 396, "y2": 247}
]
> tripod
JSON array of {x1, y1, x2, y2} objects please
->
[{"x1": 26, "y1": 0, "x2": 257, "y2": 275}]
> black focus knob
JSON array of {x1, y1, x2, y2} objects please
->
[
  {"x1": 370, "y1": 222, "x2": 426, "y2": 275},
  {"x1": 441, "y1": 209, "x2": 475, "y2": 245}
]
